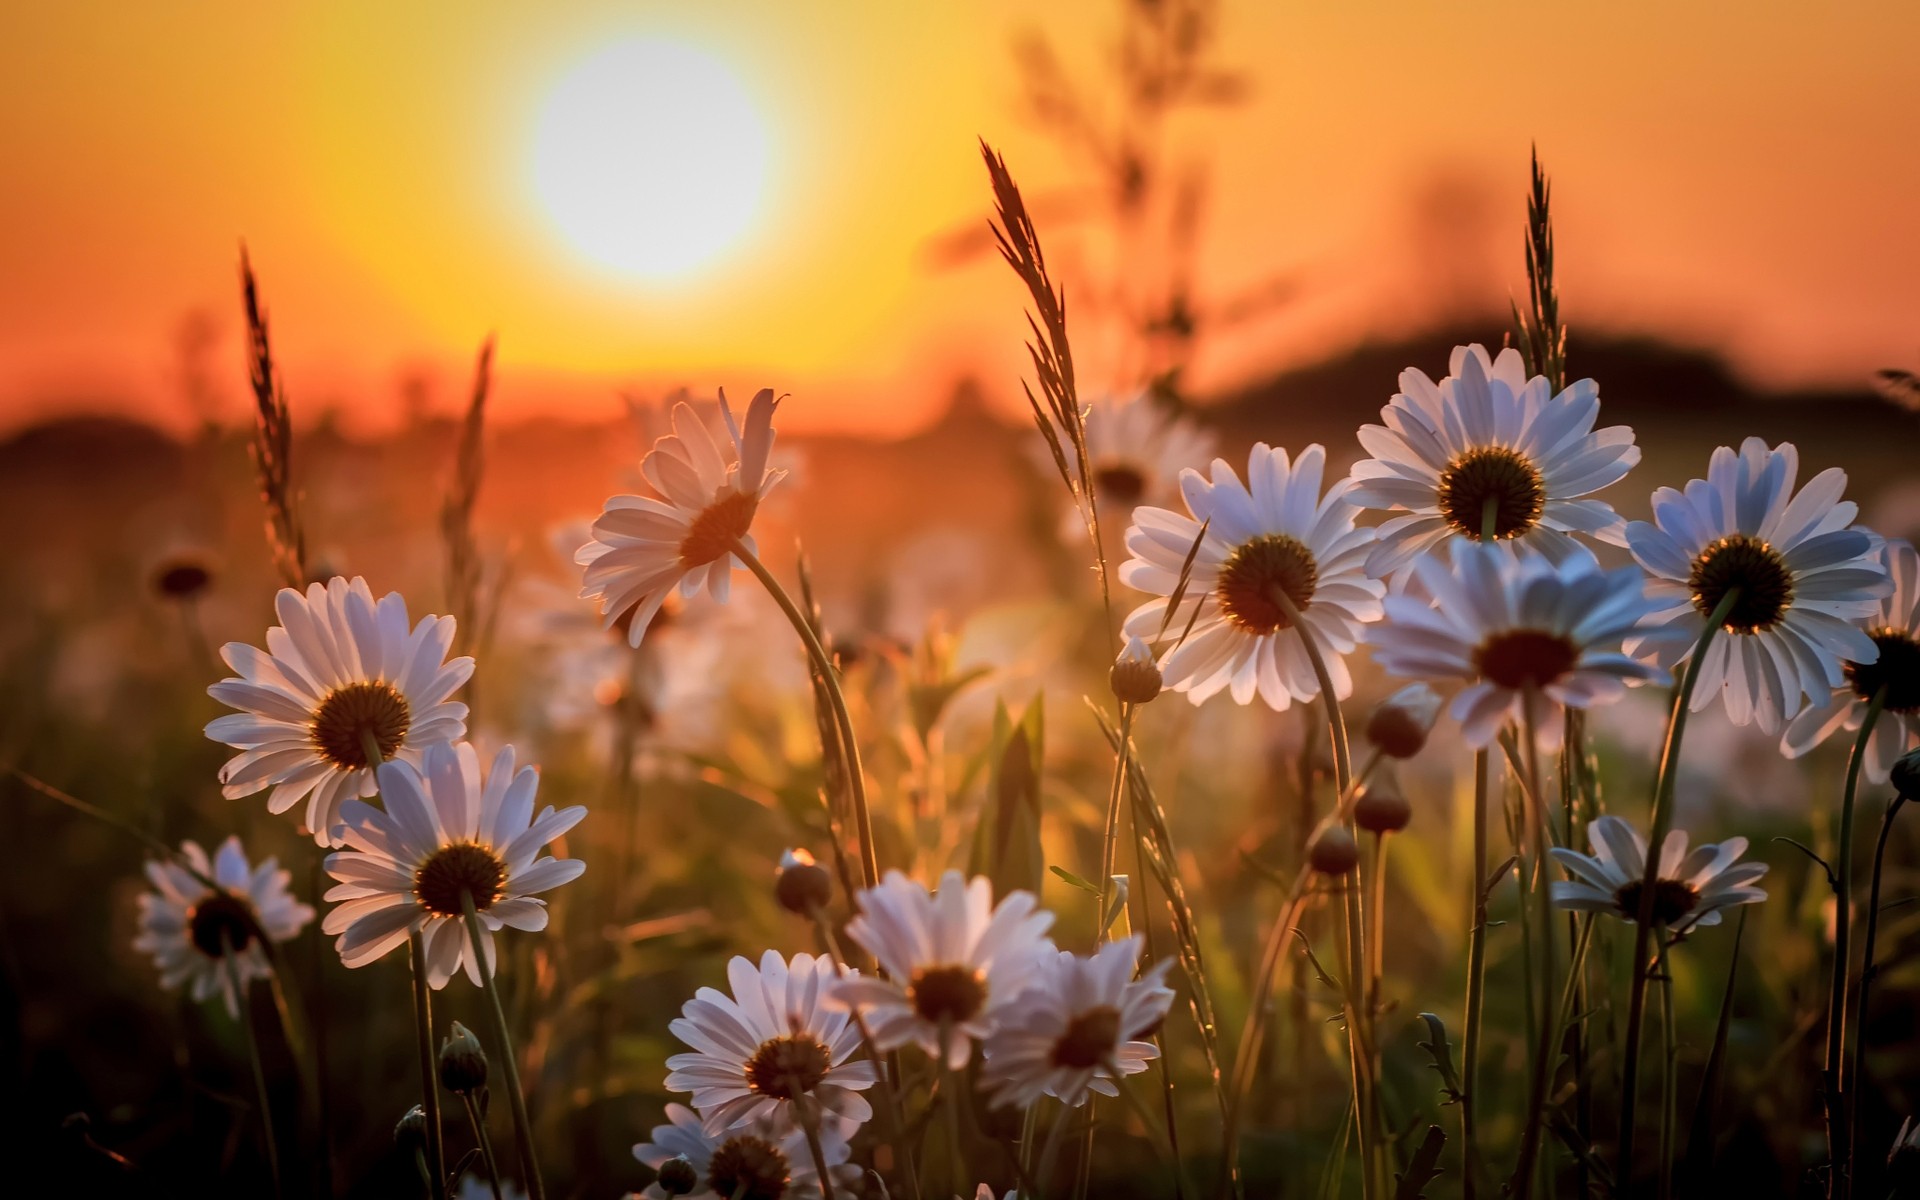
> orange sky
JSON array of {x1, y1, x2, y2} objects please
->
[{"x1": 3, "y1": 1, "x2": 1917, "y2": 437}]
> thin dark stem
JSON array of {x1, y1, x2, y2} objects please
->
[
  {"x1": 1511, "y1": 691, "x2": 1559, "y2": 1198},
  {"x1": 459, "y1": 1092, "x2": 505, "y2": 1200},
  {"x1": 1846, "y1": 792, "x2": 1907, "y2": 1193},
  {"x1": 1657, "y1": 946, "x2": 1676, "y2": 1200},
  {"x1": 1829, "y1": 688, "x2": 1888, "y2": 1199},
  {"x1": 461, "y1": 892, "x2": 546, "y2": 1200},
  {"x1": 227, "y1": 953, "x2": 283, "y2": 1200},
  {"x1": 732, "y1": 537, "x2": 879, "y2": 890},
  {"x1": 1462, "y1": 745, "x2": 1490, "y2": 1200},
  {"x1": 409, "y1": 933, "x2": 447, "y2": 1197},
  {"x1": 810, "y1": 912, "x2": 921, "y2": 1200},
  {"x1": 797, "y1": 1101, "x2": 839, "y2": 1200},
  {"x1": 1619, "y1": 588, "x2": 1739, "y2": 1194},
  {"x1": 1096, "y1": 705, "x2": 1136, "y2": 941}
]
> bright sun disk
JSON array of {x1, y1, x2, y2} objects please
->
[{"x1": 531, "y1": 38, "x2": 770, "y2": 281}]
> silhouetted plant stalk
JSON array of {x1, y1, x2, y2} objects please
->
[
  {"x1": 1508, "y1": 692, "x2": 1560, "y2": 1199},
  {"x1": 1826, "y1": 686, "x2": 1888, "y2": 1198},
  {"x1": 239, "y1": 250, "x2": 309, "y2": 589},
  {"x1": 225, "y1": 947, "x2": 283, "y2": 1200},
  {"x1": 1457, "y1": 498, "x2": 1502, "y2": 1199},
  {"x1": 1846, "y1": 789, "x2": 1908, "y2": 1191},
  {"x1": 806, "y1": 909, "x2": 922, "y2": 1200},
  {"x1": 731, "y1": 537, "x2": 880, "y2": 890},
  {"x1": 1617, "y1": 586, "x2": 1740, "y2": 1192},
  {"x1": 460, "y1": 890, "x2": 545, "y2": 1200}
]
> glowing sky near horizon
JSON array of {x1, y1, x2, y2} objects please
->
[{"x1": 1, "y1": 1, "x2": 1916, "y2": 437}]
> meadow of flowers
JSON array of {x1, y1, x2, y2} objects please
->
[{"x1": 10, "y1": 145, "x2": 1920, "y2": 1200}]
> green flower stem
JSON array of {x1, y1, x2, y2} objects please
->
[
  {"x1": 226, "y1": 952, "x2": 283, "y2": 1200},
  {"x1": 809, "y1": 910, "x2": 922, "y2": 1200},
  {"x1": 938, "y1": 1025, "x2": 966, "y2": 1198},
  {"x1": 1845, "y1": 788, "x2": 1907, "y2": 1189},
  {"x1": 1510, "y1": 692, "x2": 1559, "y2": 1199},
  {"x1": 732, "y1": 537, "x2": 879, "y2": 891},
  {"x1": 1657, "y1": 945, "x2": 1677, "y2": 1200},
  {"x1": 1828, "y1": 686, "x2": 1887, "y2": 1197},
  {"x1": 1461, "y1": 745, "x2": 1490, "y2": 1200},
  {"x1": 1618, "y1": 586, "x2": 1739, "y2": 1194},
  {"x1": 797, "y1": 1098, "x2": 839, "y2": 1200},
  {"x1": 1096, "y1": 704, "x2": 1136, "y2": 943},
  {"x1": 408, "y1": 932, "x2": 448, "y2": 1198},
  {"x1": 461, "y1": 891, "x2": 546, "y2": 1200},
  {"x1": 1034, "y1": 1105, "x2": 1072, "y2": 1200},
  {"x1": 459, "y1": 1092, "x2": 505, "y2": 1200}
]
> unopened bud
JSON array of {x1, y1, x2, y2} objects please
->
[
  {"x1": 1109, "y1": 636, "x2": 1163, "y2": 706},
  {"x1": 656, "y1": 1155, "x2": 700, "y2": 1195},
  {"x1": 1892, "y1": 748, "x2": 1920, "y2": 803},
  {"x1": 1353, "y1": 784, "x2": 1412, "y2": 834},
  {"x1": 394, "y1": 1104, "x2": 428, "y2": 1154},
  {"x1": 1365, "y1": 683, "x2": 1442, "y2": 759},
  {"x1": 438, "y1": 1020, "x2": 488, "y2": 1093},
  {"x1": 775, "y1": 848, "x2": 833, "y2": 916},
  {"x1": 1308, "y1": 826, "x2": 1360, "y2": 875}
]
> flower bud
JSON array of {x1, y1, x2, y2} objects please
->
[
  {"x1": 1893, "y1": 748, "x2": 1920, "y2": 803},
  {"x1": 438, "y1": 1020, "x2": 488, "y2": 1093},
  {"x1": 775, "y1": 848, "x2": 833, "y2": 916},
  {"x1": 656, "y1": 1155, "x2": 701, "y2": 1196},
  {"x1": 1308, "y1": 826, "x2": 1360, "y2": 875},
  {"x1": 1353, "y1": 784, "x2": 1412, "y2": 834},
  {"x1": 1109, "y1": 636, "x2": 1163, "y2": 706},
  {"x1": 393, "y1": 1104, "x2": 428, "y2": 1154},
  {"x1": 1364, "y1": 683, "x2": 1442, "y2": 759}
]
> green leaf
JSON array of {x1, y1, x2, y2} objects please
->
[
  {"x1": 1417, "y1": 1013, "x2": 1465, "y2": 1105},
  {"x1": 968, "y1": 698, "x2": 1045, "y2": 901},
  {"x1": 1049, "y1": 865, "x2": 1100, "y2": 895},
  {"x1": 1393, "y1": 1125, "x2": 1447, "y2": 1199}
]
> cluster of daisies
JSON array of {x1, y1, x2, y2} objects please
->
[{"x1": 124, "y1": 349, "x2": 1920, "y2": 1195}]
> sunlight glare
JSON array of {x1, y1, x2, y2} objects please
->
[{"x1": 531, "y1": 38, "x2": 770, "y2": 281}]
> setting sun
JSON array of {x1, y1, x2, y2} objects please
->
[{"x1": 530, "y1": 37, "x2": 770, "y2": 281}]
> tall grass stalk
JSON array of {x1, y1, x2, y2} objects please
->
[
  {"x1": 1846, "y1": 790, "x2": 1908, "y2": 1191},
  {"x1": 1097, "y1": 705, "x2": 1136, "y2": 941},
  {"x1": 441, "y1": 336, "x2": 494, "y2": 659},
  {"x1": 460, "y1": 891, "x2": 546, "y2": 1200},
  {"x1": 731, "y1": 537, "x2": 880, "y2": 890},
  {"x1": 239, "y1": 250, "x2": 309, "y2": 590},
  {"x1": 1617, "y1": 587, "x2": 1740, "y2": 1192},
  {"x1": 1826, "y1": 687, "x2": 1888, "y2": 1198}
]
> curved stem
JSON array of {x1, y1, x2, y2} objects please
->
[
  {"x1": 808, "y1": 910, "x2": 921, "y2": 1200},
  {"x1": 1828, "y1": 687, "x2": 1887, "y2": 1198},
  {"x1": 461, "y1": 892, "x2": 546, "y2": 1200},
  {"x1": 409, "y1": 931, "x2": 447, "y2": 1197},
  {"x1": 460, "y1": 1092, "x2": 506, "y2": 1200},
  {"x1": 732, "y1": 537, "x2": 879, "y2": 890},
  {"x1": 1618, "y1": 587, "x2": 1739, "y2": 1192},
  {"x1": 1096, "y1": 705, "x2": 1135, "y2": 943},
  {"x1": 227, "y1": 954, "x2": 283, "y2": 1200},
  {"x1": 1657, "y1": 945, "x2": 1676, "y2": 1200},
  {"x1": 1846, "y1": 790, "x2": 1907, "y2": 1193}
]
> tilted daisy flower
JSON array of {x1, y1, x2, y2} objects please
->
[
  {"x1": 1782, "y1": 539, "x2": 1920, "y2": 781},
  {"x1": 1367, "y1": 541, "x2": 1678, "y2": 750},
  {"x1": 1624, "y1": 437, "x2": 1893, "y2": 733},
  {"x1": 633, "y1": 1102, "x2": 850, "y2": 1200},
  {"x1": 133, "y1": 837, "x2": 314, "y2": 1017},
  {"x1": 832, "y1": 871, "x2": 1055, "y2": 1070},
  {"x1": 1549, "y1": 814, "x2": 1767, "y2": 933},
  {"x1": 980, "y1": 934, "x2": 1174, "y2": 1110},
  {"x1": 665, "y1": 949, "x2": 876, "y2": 1135},
  {"x1": 579, "y1": 388, "x2": 786, "y2": 647},
  {"x1": 1118, "y1": 443, "x2": 1384, "y2": 710},
  {"x1": 1347, "y1": 344, "x2": 1639, "y2": 578},
  {"x1": 322, "y1": 742, "x2": 585, "y2": 988},
  {"x1": 205, "y1": 576, "x2": 474, "y2": 846}
]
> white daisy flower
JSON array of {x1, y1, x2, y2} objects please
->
[
  {"x1": 1118, "y1": 443, "x2": 1384, "y2": 710},
  {"x1": 664, "y1": 949, "x2": 877, "y2": 1135},
  {"x1": 205, "y1": 576, "x2": 474, "y2": 846},
  {"x1": 1346, "y1": 343, "x2": 1639, "y2": 578},
  {"x1": 1034, "y1": 390, "x2": 1215, "y2": 528},
  {"x1": 633, "y1": 1102, "x2": 849, "y2": 1200},
  {"x1": 321, "y1": 742, "x2": 585, "y2": 989},
  {"x1": 1781, "y1": 539, "x2": 1920, "y2": 781},
  {"x1": 1624, "y1": 438, "x2": 1893, "y2": 733},
  {"x1": 832, "y1": 871, "x2": 1055, "y2": 1070},
  {"x1": 579, "y1": 388, "x2": 786, "y2": 647},
  {"x1": 1367, "y1": 541, "x2": 1679, "y2": 749},
  {"x1": 979, "y1": 935, "x2": 1174, "y2": 1110},
  {"x1": 1549, "y1": 814, "x2": 1767, "y2": 933},
  {"x1": 133, "y1": 837, "x2": 314, "y2": 1018}
]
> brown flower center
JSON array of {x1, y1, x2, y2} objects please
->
[
  {"x1": 1093, "y1": 461, "x2": 1148, "y2": 508},
  {"x1": 1689, "y1": 534, "x2": 1794, "y2": 634},
  {"x1": 1050, "y1": 1005, "x2": 1123, "y2": 1070},
  {"x1": 310, "y1": 680, "x2": 411, "y2": 770},
  {"x1": 1437, "y1": 446, "x2": 1545, "y2": 539},
  {"x1": 678, "y1": 489, "x2": 760, "y2": 569},
  {"x1": 1216, "y1": 534, "x2": 1319, "y2": 635},
  {"x1": 744, "y1": 1034, "x2": 832, "y2": 1100},
  {"x1": 1844, "y1": 628, "x2": 1920, "y2": 714},
  {"x1": 1613, "y1": 878, "x2": 1701, "y2": 927},
  {"x1": 908, "y1": 964, "x2": 988, "y2": 1027},
  {"x1": 412, "y1": 842, "x2": 507, "y2": 917},
  {"x1": 1474, "y1": 630, "x2": 1580, "y2": 691},
  {"x1": 187, "y1": 892, "x2": 258, "y2": 958},
  {"x1": 707, "y1": 1134, "x2": 790, "y2": 1200}
]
